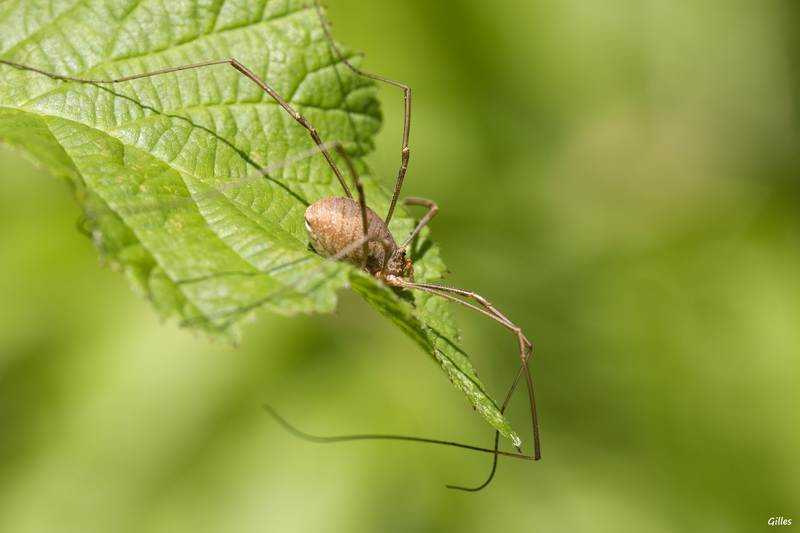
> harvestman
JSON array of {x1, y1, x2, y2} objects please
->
[{"x1": 0, "y1": 1, "x2": 540, "y2": 490}]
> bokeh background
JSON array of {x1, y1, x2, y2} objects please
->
[{"x1": 1, "y1": 0, "x2": 798, "y2": 531}]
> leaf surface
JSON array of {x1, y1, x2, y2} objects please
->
[{"x1": 0, "y1": 0, "x2": 521, "y2": 447}]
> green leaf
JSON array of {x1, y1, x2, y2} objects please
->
[{"x1": 0, "y1": 0, "x2": 521, "y2": 448}]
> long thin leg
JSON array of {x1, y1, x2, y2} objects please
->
[
  {"x1": 448, "y1": 365, "x2": 526, "y2": 491},
  {"x1": 400, "y1": 197, "x2": 439, "y2": 249},
  {"x1": 264, "y1": 405, "x2": 536, "y2": 460},
  {"x1": 347, "y1": 154, "x2": 371, "y2": 271},
  {"x1": 187, "y1": 228, "x2": 396, "y2": 328},
  {"x1": 314, "y1": 0, "x2": 411, "y2": 226},
  {"x1": 0, "y1": 57, "x2": 354, "y2": 199},
  {"x1": 387, "y1": 276, "x2": 541, "y2": 462}
]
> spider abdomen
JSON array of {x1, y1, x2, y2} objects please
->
[{"x1": 305, "y1": 196, "x2": 398, "y2": 276}]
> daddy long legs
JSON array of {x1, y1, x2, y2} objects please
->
[{"x1": 0, "y1": 0, "x2": 540, "y2": 490}]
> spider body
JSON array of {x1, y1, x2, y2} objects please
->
[
  {"x1": 304, "y1": 196, "x2": 413, "y2": 280},
  {"x1": 0, "y1": 0, "x2": 540, "y2": 492}
]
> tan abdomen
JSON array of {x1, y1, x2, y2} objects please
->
[{"x1": 304, "y1": 197, "x2": 397, "y2": 275}]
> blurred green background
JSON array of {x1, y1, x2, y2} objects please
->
[{"x1": 1, "y1": 0, "x2": 798, "y2": 531}]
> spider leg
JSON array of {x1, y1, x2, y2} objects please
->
[{"x1": 386, "y1": 277, "x2": 540, "y2": 461}]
